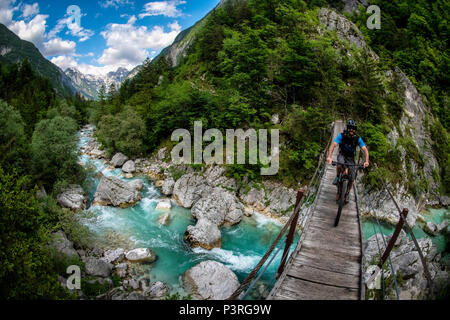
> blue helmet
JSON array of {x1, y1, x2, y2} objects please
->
[{"x1": 346, "y1": 119, "x2": 357, "y2": 131}]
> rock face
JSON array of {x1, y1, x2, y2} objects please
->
[
  {"x1": 102, "y1": 248, "x2": 125, "y2": 264},
  {"x1": 111, "y1": 153, "x2": 129, "y2": 167},
  {"x1": 93, "y1": 176, "x2": 142, "y2": 207},
  {"x1": 57, "y1": 185, "x2": 86, "y2": 211},
  {"x1": 182, "y1": 260, "x2": 240, "y2": 300},
  {"x1": 161, "y1": 178, "x2": 175, "y2": 195},
  {"x1": 49, "y1": 231, "x2": 79, "y2": 259},
  {"x1": 85, "y1": 257, "x2": 113, "y2": 277},
  {"x1": 364, "y1": 230, "x2": 448, "y2": 299},
  {"x1": 125, "y1": 248, "x2": 157, "y2": 263},
  {"x1": 143, "y1": 281, "x2": 169, "y2": 299},
  {"x1": 122, "y1": 160, "x2": 136, "y2": 173},
  {"x1": 172, "y1": 173, "x2": 205, "y2": 208}
]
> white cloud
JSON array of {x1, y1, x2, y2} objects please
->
[
  {"x1": 42, "y1": 38, "x2": 76, "y2": 56},
  {"x1": 50, "y1": 55, "x2": 78, "y2": 71},
  {"x1": 8, "y1": 13, "x2": 48, "y2": 46},
  {"x1": 97, "y1": 17, "x2": 181, "y2": 70},
  {"x1": 138, "y1": 1, "x2": 186, "y2": 19},
  {"x1": 22, "y1": 3, "x2": 39, "y2": 18},
  {"x1": 99, "y1": 0, "x2": 134, "y2": 9},
  {"x1": 0, "y1": 0, "x2": 19, "y2": 25}
]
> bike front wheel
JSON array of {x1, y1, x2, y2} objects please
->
[{"x1": 335, "y1": 179, "x2": 348, "y2": 227}]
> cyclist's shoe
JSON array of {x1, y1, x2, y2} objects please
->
[
  {"x1": 332, "y1": 176, "x2": 339, "y2": 185},
  {"x1": 345, "y1": 193, "x2": 350, "y2": 203}
]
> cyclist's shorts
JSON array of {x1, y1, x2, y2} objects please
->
[{"x1": 337, "y1": 153, "x2": 356, "y2": 182}]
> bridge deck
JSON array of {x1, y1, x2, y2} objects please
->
[{"x1": 268, "y1": 121, "x2": 363, "y2": 300}]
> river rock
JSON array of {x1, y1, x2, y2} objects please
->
[
  {"x1": 155, "y1": 198, "x2": 171, "y2": 210},
  {"x1": 85, "y1": 257, "x2": 113, "y2": 277},
  {"x1": 125, "y1": 248, "x2": 157, "y2": 263},
  {"x1": 93, "y1": 176, "x2": 142, "y2": 207},
  {"x1": 128, "y1": 179, "x2": 144, "y2": 191},
  {"x1": 238, "y1": 181, "x2": 297, "y2": 216},
  {"x1": 157, "y1": 213, "x2": 171, "y2": 226},
  {"x1": 102, "y1": 248, "x2": 125, "y2": 264},
  {"x1": 111, "y1": 153, "x2": 129, "y2": 167},
  {"x1": 49, "y1": 231, "x2": 79, "y2": 259},
  {"x1": 143, "y1": 281, "x2": 169, "y2": 299},
  {"x1": 424, "y1": 221, "x2": 438, "y2": 236},
  {"x1": 57, "y1": 184, "x2": 86, "y2": 211},
  {"x1": 184, "y1": 218, "x2": 222, "y2": 250},
  {"x1": 182, "y1": 260, "x2": 240, "y2": 300},
  {"x1": 122, "y1": 160, "x2": 136, "y2": 173},
  {"x1": 114, "y1": 262, "x2": 128, "y2": 278},
  {"x1": 172, "y1": 173, "x2": 205, "y2": 208},
  {"x1": 192, "y1": 187, "x2": 244, "y2": 226},
  {"x1": 161, "y1": 178, "x2": 175, "y2": 195}
]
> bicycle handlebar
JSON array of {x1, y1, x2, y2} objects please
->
[{"x1": 331, "y1": 161, "x2": 364, "y2": 169}]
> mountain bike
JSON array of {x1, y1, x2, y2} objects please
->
[{"x1": 331, "y1": 161, "x2": 364, "y2": 227}]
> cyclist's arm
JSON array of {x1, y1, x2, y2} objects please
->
[
  {"x1": 327, "y1": 141, "x2": 338, "y2": 164},
  {"x1": 361, "y1": 145, "x2": 369, "y2": 166}
]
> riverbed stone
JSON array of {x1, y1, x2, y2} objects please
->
[
  {"x1": 143, "y1": 281, "x2": 169, "y2": 299},
  {"x1": 111, "y1": 153, "x2": 129, "y2": 167},
  {"x1": 125, "y1": 248, "x2": 157, "y2": 263},
  {"x1": 182, "y1": 260, "x2": 240, "y2": 300},
  {"x1": 102, "y1": 248, "x2": 125, "y2": 264},
  {"x1": 93, "y1": 176, "x2": 142, "y2": 207},
  {"x1": 57, "y1": 184, "x2": 86, "y2": 211},
  {"x1": 122, "y1": 160, "x2": 136, "y2": 173},
  {"x1": 155, "y1": 198, "x2": 171, "y2": 210},
  {"x1": 85, "y1": 257, "x2": 113, "y2": 277},
  {"x1": 184, "y1": 218, "x2": 222, "y2": 250}
]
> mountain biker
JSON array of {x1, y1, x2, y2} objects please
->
[{"x1": 327, "y1": 119, "x2": 370, "y2": 203}]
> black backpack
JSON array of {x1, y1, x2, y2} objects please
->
[{"x1": 339, "y1": 130, "x2": 360, "y2": 157}]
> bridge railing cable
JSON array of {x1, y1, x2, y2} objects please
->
[{"x1": 362, "y1": 163, "x2": 435, "y2": 299}]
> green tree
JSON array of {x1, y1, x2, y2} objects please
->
[
  {"x1": 31, "y1": 116, "x2": 82, "y2": 189},
  {"x1": 0, "y1": 168, "x2": 69, "y2": 299}
]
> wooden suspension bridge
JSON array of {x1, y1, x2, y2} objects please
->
[{"x1": 228, "y1": 120, "x2": 433, "y2": 301}]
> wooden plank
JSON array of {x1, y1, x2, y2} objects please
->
[
  {"x1": 281, "y1": 276, "x2": 359, "y2": 300},
  {"x1": 308, "y1": 218, "x2": 359, "y2": 232},
  {"x1": 293, "y1": 250, "x2": 360, "y2": 276},
  {"x1": 287, "y1": 261, "x2": 360, "y2": 289},
  {"x1": 301, "y1": 240, "x2": 361, "y2": 260},
  {"x1": 311, "y1": 215, "x2": 359, "y2": 228},
  {"x1": 302, "y1": 227, "x2": 361, "y2": 250}
]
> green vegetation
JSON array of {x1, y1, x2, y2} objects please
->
[{"x1": 0, "y1": 58, "x2": 93, "y2": 298}]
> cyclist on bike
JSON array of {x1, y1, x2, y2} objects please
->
[{"x1": 327, "y1": 119, "x2": 370, "y2": 203}]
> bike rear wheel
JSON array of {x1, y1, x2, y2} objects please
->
[{"x1": 335, "y1": 179, "x2": 348, "y2": 227}]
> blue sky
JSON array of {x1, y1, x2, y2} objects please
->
[{"x1": 0, "y1": 0, "x2": 220, "y2": 75}]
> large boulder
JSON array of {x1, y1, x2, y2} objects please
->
[
  {"x1": 172, "y1": 173, "x2": 206, "y2": 208},
  {"x1": 122, "y1": 160, "x2": 136, "y2": 173},
  {"x1": 93, "y1": 176, "x2": 142, "y2": 207},
  {"x1": 49, "y1": 231, "x2": 79, "y2": 259},
  {"x1": 85, "y1": 257, "x2": 113, "y2": 277},
  {"x1": 111, "y1": 153, "x2": 129, "y2": 167},
  {"x1": 184, "y1": 218, "x2": 222, "y2": 250},
  {"x1": 182, "y1": 261, "x2": 240, "y2": 300},
  {"x1": 57, "y1": 185, "x2": 86, "y2": 211},
  {"x1": 192, "y1": 187, "x2": 244, "y2": 226},
  {"x1": 125, "y1": 248, "x2": 157, "y2": 263}
]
